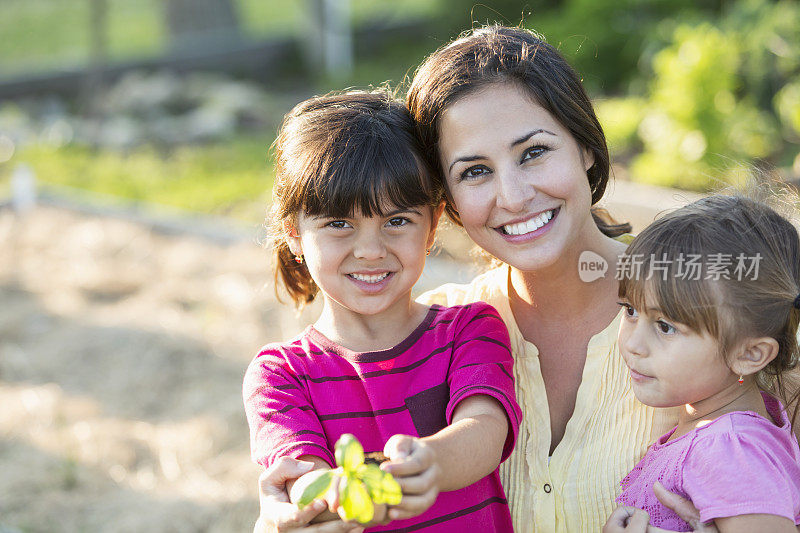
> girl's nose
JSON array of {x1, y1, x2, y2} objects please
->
[
  {"x1": 353, "y1": 230, "x2": 387, "y2": 260},
  {"x1": 622, "y1": 322, "x2": 648, "y2": 358},
  {"x1": 495, "y1": 168, "x2": 535, "y2": 212}
]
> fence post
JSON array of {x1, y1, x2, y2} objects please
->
[
  {"x1": 11, "y1": 164, "x2": 36, "y2": 213},
  {"x1": 304, "y1": 0, "x2": 353, "y2": 79}
]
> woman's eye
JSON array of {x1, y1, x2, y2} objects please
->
[
  {"x1": 460, "y1": 165, "x2": 490, "y2": 180},
  {"x1": 387, "y1": 217, "x2": 409, "y2": 227},
  {"x1": 521, "y1": 146, "x2": 547, "y2": 162},
  {"x1": 657, "y1": 321, "x2": 676, "y2": 334}
]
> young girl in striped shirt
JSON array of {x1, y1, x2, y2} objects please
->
[
  {"x1": 605, "y1": 194, "x2": 800, "y2": 532},
  {"x1": 243, "y1": 89, "x2": 521, "y2": 532}
]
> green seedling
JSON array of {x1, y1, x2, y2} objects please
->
[{"x1": 294, "y1": 434, "x2": 402, "y2": 523}]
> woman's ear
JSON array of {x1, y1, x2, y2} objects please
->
[
  {"x1": 729, "y1": 337, "x2": 780, "y2": 377},
  {"x1": 426, "y1": 201, "x2": 447, "y2": 250},
  {"x1": 284, "y1": 220, "x2": 303, "y2": 257},
  {"x1": 581, "y1": 146, "x2": 595, "y2": 172}
]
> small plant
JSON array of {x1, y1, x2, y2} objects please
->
[{"x1": 292, "y1": 434, "x2": 402, "y2": 523}]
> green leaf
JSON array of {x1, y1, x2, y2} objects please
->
[
  {"x1": 356, "y1": 463, "x2": 402, "y2": 505},
  {"x1": 294, "y1": 469, "x2": 335, "y2": 509},
  {"x1": 339, "y1": 473, "x2": 374, "y2": 523},
  {"x1": 334, "y1": 434, "x2": 364, "y2": 472}
]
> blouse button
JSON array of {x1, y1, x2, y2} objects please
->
[{"x1": 543, "y1": 483, "x2": 552, "y2": 493}]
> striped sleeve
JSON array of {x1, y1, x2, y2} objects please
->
[
  {"x1": 445, "y1": 302, "x2": 521, "y2": 462},
  {"x1": 242, "y1": 347, "x2": 335, "y2": 469}
]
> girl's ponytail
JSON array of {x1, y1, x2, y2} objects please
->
[{"x1": 273, "y1": 236, "x2": 318, "y2": 309}]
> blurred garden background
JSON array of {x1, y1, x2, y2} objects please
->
[{"x1": 0, "y1": 1, "x2": 798, "y2": 531}]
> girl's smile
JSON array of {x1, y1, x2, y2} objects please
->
[
  {"x1": 288, "y1": 203, "x2": 444, "y2": 330},
  {"x1": 346, "y1": 271, "x2": 395, "y2": 293}
]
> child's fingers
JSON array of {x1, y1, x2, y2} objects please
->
[
  {"x1": 383, "y1": 434, "x2": 415, "y2": 461},
  {"x1": 286, "y1": 499, "x2": 329, "y2": 526},
  {"x1": 387, "y1": 490, "x2": 438, "y2": 522},
  {"x1": 391, "y1": 468, "x2": 437, "y2": 495},
  {"x1": 381, "y1": 453, "x2": 427, "y2": 477},
  {"x1": 326, "y1": 476, "x2": 342, "y2": 512},
  {"x1": 259, "y1": 456, "x2": 315, "y2": 500}
]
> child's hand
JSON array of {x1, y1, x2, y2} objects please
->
[
  {"x1": 380, "y1": 434, "x2": 442, "y2": 521},
  {"x1": 291, "y1": 470, "x2": 389, "y2": 527}
]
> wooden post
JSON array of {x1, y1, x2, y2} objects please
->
[{"x1": 304, "y1": 0, "x2": 353, "y2": 79}]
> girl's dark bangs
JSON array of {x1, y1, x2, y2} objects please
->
[{"x1": 303, "y1": 132, "x2": 433, "y2": 218}]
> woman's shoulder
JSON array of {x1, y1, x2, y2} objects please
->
[{"x1": 417, "y1": 265, "x2": 507, "y2": 307}]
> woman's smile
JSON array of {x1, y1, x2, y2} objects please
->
[{"x1": 496, "y1": 207, "x2": 560, "y2": 239}]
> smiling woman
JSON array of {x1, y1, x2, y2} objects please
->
[{"x1": 435, "y1": 82, "x2": 596, "y2": 273}]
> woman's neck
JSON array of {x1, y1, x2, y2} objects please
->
[
  {"x1": 313, "y1": 295, "x2": 428, "y2": 353},
  {"x1": 509, "y1": 227, "x2": 627, "y2": 327}
]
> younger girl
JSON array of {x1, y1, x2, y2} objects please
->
[
  {"x1": 606, "y1": 194, "x2": 800, "y2": 532},
  {"x1": 243, "y1": 89, "x2": 521, "y2": 531}
]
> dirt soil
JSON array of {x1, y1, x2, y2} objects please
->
[{"x1": 0, "y1": 205, "x2": 476, "y2": 533}]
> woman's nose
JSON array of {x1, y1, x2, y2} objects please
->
[{"x1": 495, "y1": 168, "x2": 534, "y2": 212}]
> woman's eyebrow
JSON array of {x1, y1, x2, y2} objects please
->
[
  {"x1": 448, "y1": 155, "x2": 483, "y2": 173},
  {"x1": 511, "y1": 129, "x2": 557, "y2": 147}
]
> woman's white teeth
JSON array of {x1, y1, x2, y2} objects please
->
[
  {"x1": 350, "y1": 272, "x2": 389, "y2": 283},
  {"x1": 503, "y1": 210, "x2": 553, "y2": 235}
]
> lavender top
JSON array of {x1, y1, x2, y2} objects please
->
[{"x1": 617, "y1": 393, "x2": 800, "y2": 531}]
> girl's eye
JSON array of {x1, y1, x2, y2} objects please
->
[
  {"x1": 459, "y1": 164, "x2": 491, "y2": 180},
  {"x1": 326, "y1": 220, "x2": 350, "y2": 229},
  {"x1": 521, "y1": 146, "x2": 548, "y2": 163},
  {"x1": 656, "y1": 321, "x2": 676, "y2": 335},
  {"x1": 617, "y1": 302, "x2": 638, "y2": 318},
  {"x1": 387, "y1": 217, "x2": 409, "y2": 227}
]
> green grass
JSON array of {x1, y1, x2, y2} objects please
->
[{"x1": 8, "y1": 134, "x2": 276, "y2": 223}]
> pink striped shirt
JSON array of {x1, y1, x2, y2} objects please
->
[{"x1": 243, "y1": 303, "x2": 520, "y2": 532}]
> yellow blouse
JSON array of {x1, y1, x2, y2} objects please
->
[{"x1": 418, "y1": 264, "x2": 679, "y2": 532}]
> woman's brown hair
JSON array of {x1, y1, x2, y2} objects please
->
[
  {"x1": 618, "y1": 193, "x2": 800, "y2": 425},
  {"x1": 270, "y1": 88, "x2": 441, "y2": 308},
  {"x1": 407, "y1": 24, "x2": 630, "y2": 237}
]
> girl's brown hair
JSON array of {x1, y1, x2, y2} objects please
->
[
  {"x1": 618, "y1": 193, "x2": 800, "y2": 425},
  {"x1": 270, "y1": 88, "x2": 441, "y2": 308},
  {"x1": 407, "y1": 24, "x2": 630, "y2": 237}
]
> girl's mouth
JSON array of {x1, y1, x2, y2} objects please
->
[
  {"x1": 348, "y1": 272, "x2": 390, "y2": 283},
  {"x1": 346, "y1": 271, "x2": 394, "y2": 292},
  {"x1": 629, "y1": 368, "x2": 654, "y2": 383}
]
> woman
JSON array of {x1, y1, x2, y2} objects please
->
[{"x1": 256, "y1": 25, "x2": 705, "y2": 532}]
